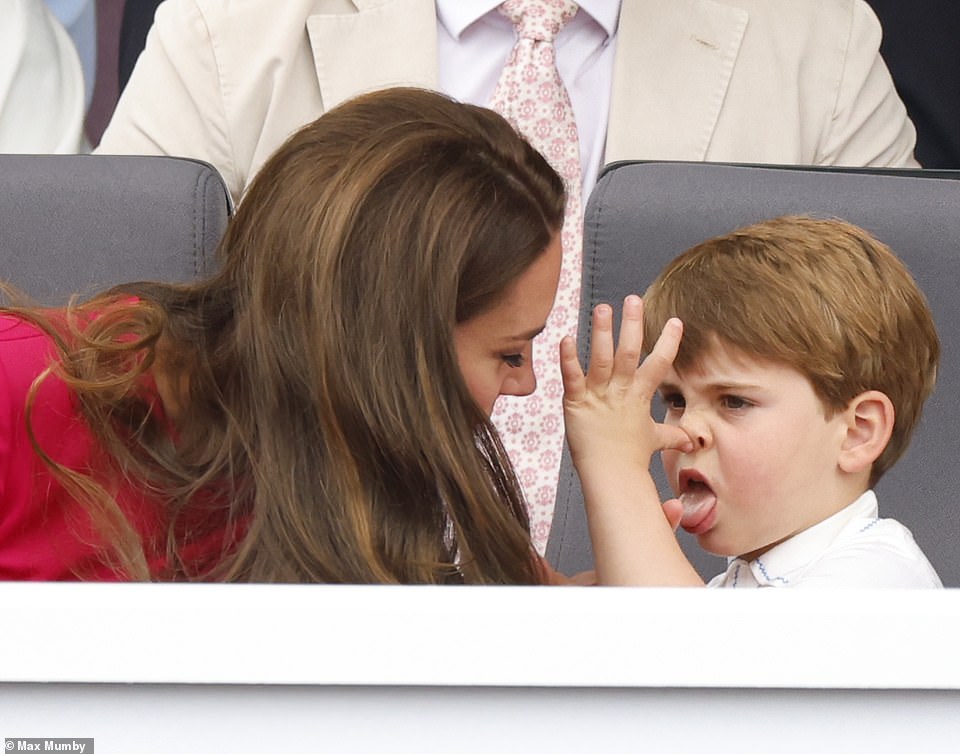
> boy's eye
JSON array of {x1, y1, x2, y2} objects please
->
[
  {"x1": 720, "y1": 395, "x2": 750, "y2": 410},
  {"x1": 661, "y1": 392, "x2": 685, "y2": 410},
  {"x1": 502, "y1": 353, "x2": 525, "y2": 368}
]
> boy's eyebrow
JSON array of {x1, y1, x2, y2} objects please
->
[
  {"x1": 658, "y1": 378, "x2": 765, "y2": 392},
  {"x1": 704, "y1": 379, "x2": 764, "y2": 391}
]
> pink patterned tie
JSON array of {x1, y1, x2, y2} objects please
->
[{"x1": 488, "y1": 0, "x2": 583, "y2": 554}]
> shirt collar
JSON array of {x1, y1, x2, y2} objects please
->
[
  {"x1": 575, "y1": 0, "x2": 620, "y2": 36},
  {"x1": 743, "y1": 490, "x2": 880, "y2": 587},
  {"x1": 436, "y1": 0, "x2": 620, "y2": 41}
]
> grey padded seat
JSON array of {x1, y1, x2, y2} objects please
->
[
  {"x1": 0, "y1": 154, "x2": 231, "y2": 303},
  {"x1": 547, "y1": 161, "x2": 960, "y2": 587}
]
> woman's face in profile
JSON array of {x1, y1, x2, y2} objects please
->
[{"x1": 453, "y1": 234, "x2": 562, "y2": 415}]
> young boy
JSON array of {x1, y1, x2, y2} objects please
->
[{"x1": 561, "y1": 215, "x2": 943, "y2": 587}]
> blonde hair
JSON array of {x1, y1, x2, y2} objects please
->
[
  {"x1": 642, "y1": 215, "x2": 939, "y2": 484},
  {"x1": 9, "y1": 88, "x2": 565, "y2": 583}
]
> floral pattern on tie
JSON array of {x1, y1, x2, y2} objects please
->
[{"x1": 488, "y1": 0, "x2": 582, "y2": 554}]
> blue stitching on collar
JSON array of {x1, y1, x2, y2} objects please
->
[
  {"x1": 755, "y1": 558, "x2": 790, "y2": 585},
  {"x1": 858, "y1": 518, "x2": 880, "y2": 534}
]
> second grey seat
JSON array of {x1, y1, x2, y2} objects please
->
[
  {"x1": 0, "y1": 154, "x2": 231, "y2": 304},
  {"x1": 547, "y1": 161, "x2": 960, "y2": 587}
]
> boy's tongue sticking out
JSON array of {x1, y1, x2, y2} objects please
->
[{"x1": 678, "y1": 471, "x2": 717, "y2": 535}]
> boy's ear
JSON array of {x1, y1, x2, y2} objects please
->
[{"x1": 838, "y1": 390, "x2": 895, "y2": 475}]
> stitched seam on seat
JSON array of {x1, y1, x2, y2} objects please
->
[
  {"x1": 193, "y1": 169, "x2": 206, "y2": 276},
  {"x1": 581, "y1": 175, "x2": 611, "y2": 362},
  {"x1": 550, "y1": 172, "x2": 614, "y2": 568}
]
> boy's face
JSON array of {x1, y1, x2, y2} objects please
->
[{"x1": 658, "y1": 340, "x2": 851, "y2": 561}]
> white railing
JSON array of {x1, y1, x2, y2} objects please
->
[{"x1": 2, "y1": 584, "x2": 958, "y2": 753}]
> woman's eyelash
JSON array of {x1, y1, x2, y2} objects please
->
[{"x1": 502, "y1": 354, "x2": 525, "y2": 368}]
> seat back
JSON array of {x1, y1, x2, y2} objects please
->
[
  {"x1": 0, "y1": 154, "x2": 231, "y2": 303},
  {"x1": 547, "y1": 161, "x2": 960, "y2": 586}
]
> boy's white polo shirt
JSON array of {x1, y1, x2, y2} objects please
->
[{"x1": 707, "y1": 491, "x2": 943, "y2": 588}]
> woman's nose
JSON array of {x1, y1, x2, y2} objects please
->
[{"x1": 501, "y1": 360, "x2": 537, "y2": 398}]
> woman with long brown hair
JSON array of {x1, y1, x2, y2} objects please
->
[{"x1": 0, "y1": 87, "x2": 568, "y2": 584}]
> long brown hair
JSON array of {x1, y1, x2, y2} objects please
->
[{"x1": 11, "y1": 88, "x2": 566, "y2": 583}]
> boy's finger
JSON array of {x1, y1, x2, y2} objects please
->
[
  {"x1": 662, "y1": 499, "x2": 684, "y2": 532},
  {"x1": 611, "y1": 294, "x2": 644, "y2": 391},
  {"x1": 585, "y1": 303, "x2": 614, "y2": 389},
  {"x1": 559, "y1": 335, "x2": 585, "y2": 402},
  {"x1": 637, "y1": 317, "x2": 683, "y2": 396},
  {"x1": 658, "y1": 424, "x2": 695, "y2": 454}
]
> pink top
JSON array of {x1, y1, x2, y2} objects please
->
[{"x1": 0, "y1": 313, "x2": 226, "y2": 580}]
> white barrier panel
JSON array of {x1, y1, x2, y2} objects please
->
[{"x1": 1, "y1": 584, "x2": 958, "y2": 753}]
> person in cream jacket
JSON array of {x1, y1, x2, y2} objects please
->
[{"x1": 97, "y1": 0, "x2": 919, "y2": 206}]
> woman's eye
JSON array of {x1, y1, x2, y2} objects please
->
[
  {"x1": 502, "y1": 354, "x2": 525, "y2": 368},
  {"x1": 661, "y1": 392, "x2": 685, "y2": 411}
]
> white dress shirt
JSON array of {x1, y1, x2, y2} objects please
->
[
  {"x1": 707, "y1": 491, "x2": 943, "y2": 589},
  {"x1": 436, "y1": 0, "x2": 619, "y2": 195},
  {"x1": 0, "y1": 0, "x2": 86, "y2": 153},
  {"x1": 43, "y1": 0, "x2": 97, "y2": 109}
]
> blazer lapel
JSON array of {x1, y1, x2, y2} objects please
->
[
  {"x1": 307, "y1": 0, "x2": 439, "y2": 111},
  {"x1": 605, "y1": 0, "x2": 748, "y2": 163}
]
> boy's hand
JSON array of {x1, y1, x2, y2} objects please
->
[
  {"x1": 560, "y1": 295, "x2": 692, "y2": 468},
  {"x1": 662, "y1": 498, "x2": 684, "y2": 531},
  {"x1": 558, "y1": 296, "x2": 704, "y2": 586}
]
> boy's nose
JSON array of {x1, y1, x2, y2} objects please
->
[{"x1": 679, "y1": 409, "x2": 712, "y2": 449}]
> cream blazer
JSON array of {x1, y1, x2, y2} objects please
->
[{"x1": 98, "y1": 0, "x2": 919, "y2": 204}]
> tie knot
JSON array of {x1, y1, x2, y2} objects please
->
[{"x1": 498, "y1": 0, "x2": 579, "y2": 42}]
